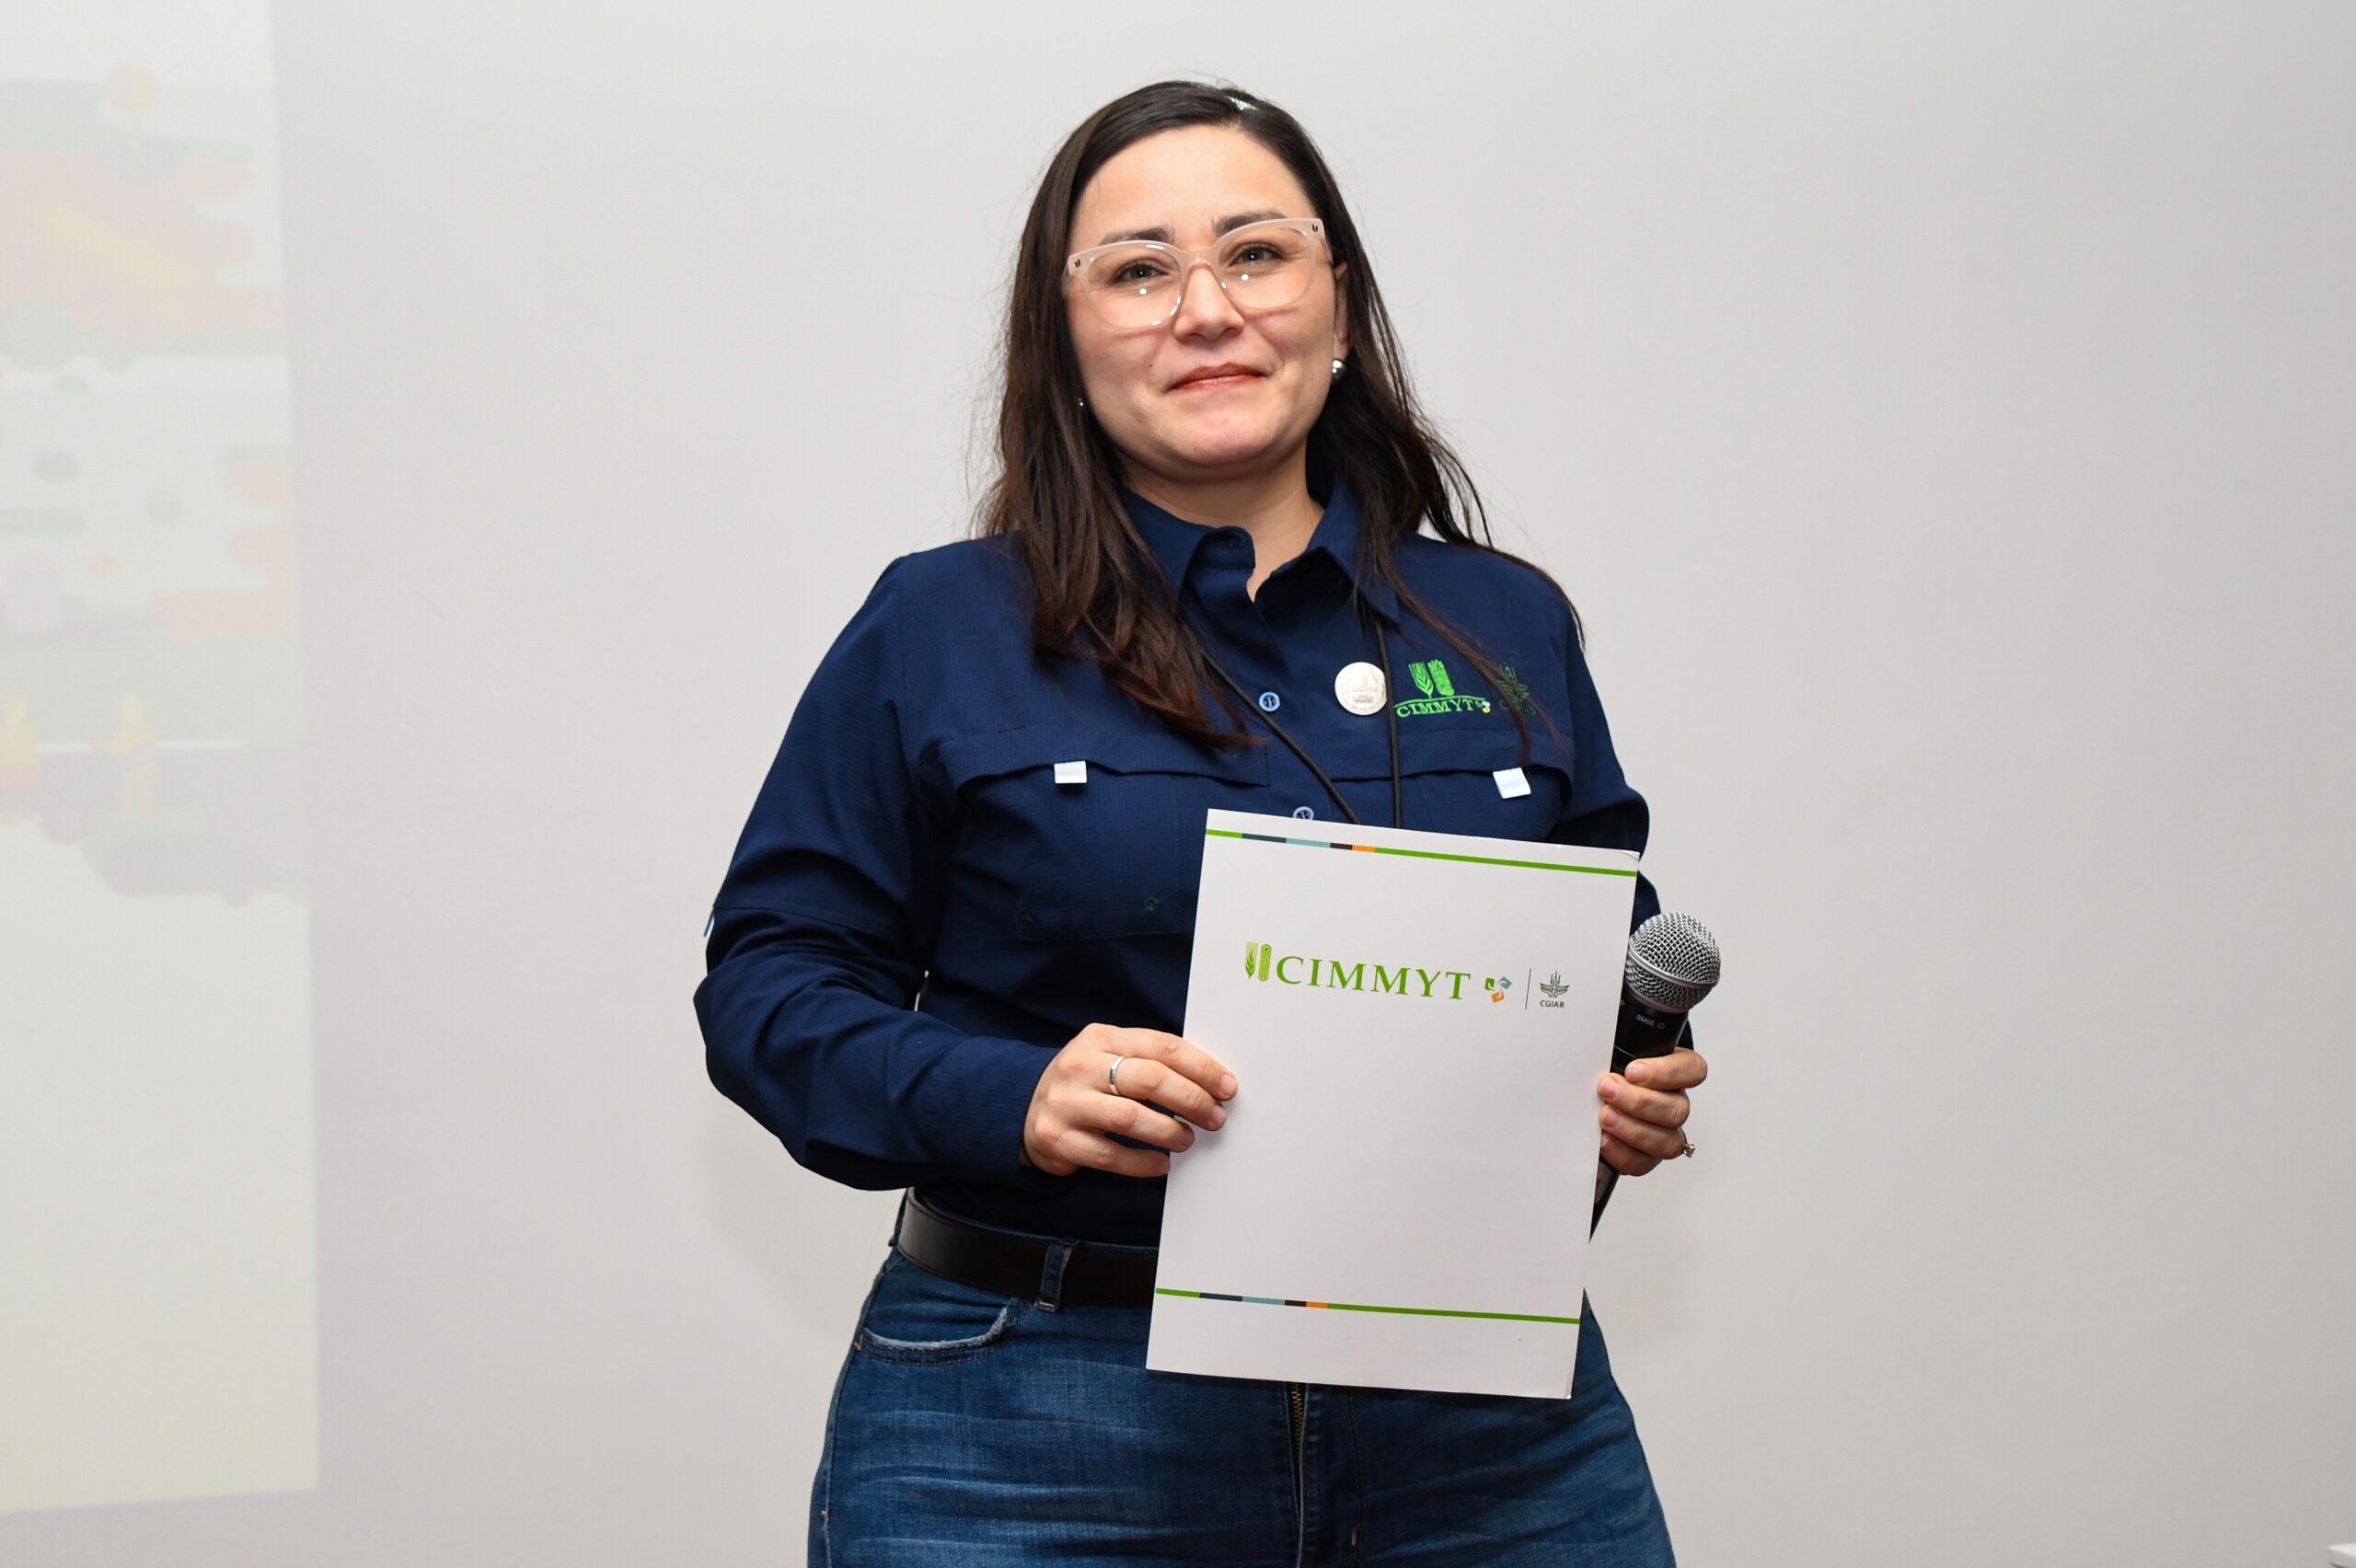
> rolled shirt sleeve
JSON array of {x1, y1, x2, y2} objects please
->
[{"x1": 694, "y1": 560, "x2": 1046, "y2": 1190}]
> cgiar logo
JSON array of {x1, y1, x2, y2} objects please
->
[
  {"x1": 1538, "y1": 971, "x2": 1569, "y2": 1009},
  {"x1": 1246, "y1": 940, "x2": 1481, "y2": 1001}
]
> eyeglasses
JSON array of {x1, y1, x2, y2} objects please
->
[{"x1": 1066, "y1": 217, "x2": 1329, "y2": 330}]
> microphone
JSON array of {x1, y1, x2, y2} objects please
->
[
  {"x1": 1592, "y1": 911, "x2": 1721, "y2": 1230},
  {"x1": 1613, "y1": 911, "x2": 1721, "y2": 1070}
]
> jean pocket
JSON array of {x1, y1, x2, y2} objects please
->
[{"x1": 854, "y1": 1256, "x2": 1032, "y2": 1366}]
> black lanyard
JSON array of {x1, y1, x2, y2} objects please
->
[{"x1": 1194, "y1": 620, "x2": 1403, "y2": 830}]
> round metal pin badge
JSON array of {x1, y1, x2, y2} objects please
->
[{"x1": 1333, "y1": 661, "x2": 1388, "y2": 716}]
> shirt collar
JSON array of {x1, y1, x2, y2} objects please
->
[{"x1": 1120, "y1": 477, "x2": 1403, "y2": 624}]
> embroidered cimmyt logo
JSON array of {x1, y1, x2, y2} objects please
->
[{"x1": 1396, "y1": 658, "x2": 1492, "y2": 718}]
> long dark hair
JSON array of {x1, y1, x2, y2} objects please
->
[{"x1": 980, "y1": 79, "x2": 1567, "y2": 745}]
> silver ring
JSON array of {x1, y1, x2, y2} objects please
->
[{"x1": 1107, "y1": 1056, "x2": 1125, "y2": 1094}]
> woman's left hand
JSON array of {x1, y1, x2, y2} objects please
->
[{"x1": 1598, "y1": 1047, "x2": 1708, "y2": 1176}]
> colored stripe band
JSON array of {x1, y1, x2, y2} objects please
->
[
  {"x1": 1156, "y1": 1288, "x2": 1578, "y2": 1325},
  {"x1": 1205, "y1": 827, "x2": 1634, "y2": 878}
]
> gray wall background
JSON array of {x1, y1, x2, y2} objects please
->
[{"x1": 9, "y1": 1, "x2": 2350, "y2": 1562}]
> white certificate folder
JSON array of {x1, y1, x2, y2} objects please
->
[{"x1": 1147, "y1": 809, "x2": 1639, "y2": 1399}]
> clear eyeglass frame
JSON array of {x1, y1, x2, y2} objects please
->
[{"x1": 1065, "y1": 217, "x2": 1330, "y2": 329}]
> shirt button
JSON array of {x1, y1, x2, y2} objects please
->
[
  {"x1": 1257, "y1": 691, "x2": 1281, "y2": 712},
  {"x1": 1292, "y1": 805, "x2": 1315, "y2": 820}
]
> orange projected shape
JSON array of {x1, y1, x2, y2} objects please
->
[
  {"x1": 0, "y1": 144, "x2": 280, "y2": 362},
  {"x1": 151, "y1": 524, "x2": 298, "y2": 640}
]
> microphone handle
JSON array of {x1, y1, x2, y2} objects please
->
[{"x1": 1590, "y1": 990, "x2": 1692, "y2": 1233}]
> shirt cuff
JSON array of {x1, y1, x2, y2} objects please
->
[{"x1": 910, "y1": 1033, "x2": 1057, "y2": 1184}]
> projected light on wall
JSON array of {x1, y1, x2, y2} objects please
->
[{"x1": 0, "y1": 2, "x2": 315, "y2": 1515}]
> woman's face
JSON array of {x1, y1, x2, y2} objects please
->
[{"x1": 1065, "y1": 125, "x2": 1345, "y2": 490}]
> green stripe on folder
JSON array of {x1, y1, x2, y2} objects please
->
[
  {"x1": 1204, "y1": 827, "x2": 1634, "y2": 878},
  {"x1": 1157, "y1": 1288, "x2": 1579, "y2": 1326}
]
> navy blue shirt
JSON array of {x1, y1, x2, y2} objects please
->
[{"x1": 697, "y1": 482, "x2": 1661, "y2": 1246}]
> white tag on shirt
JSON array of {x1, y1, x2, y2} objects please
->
[
  {"x1": 1054, "y1": 760, "x2": 1088, "y2": 786},
  {"x1": 1493, "y1": 767, "x2": 1530, "y2": 800}
]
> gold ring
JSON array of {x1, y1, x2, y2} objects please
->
[{"x1": 1679, "y1": 1136, "x2": 1696, "y2": 1159}]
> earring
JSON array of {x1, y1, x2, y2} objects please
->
[
  {"x1": 1077, "y1": 395, "x2": 1089, "y2": 409},
  {"x1": 1330, "y1": 358, "x2": 1345, "y2": 379}
]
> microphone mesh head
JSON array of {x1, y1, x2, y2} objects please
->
[{"x1": 1625, "y1": 911, "x2": 1721, "y2": 1012}]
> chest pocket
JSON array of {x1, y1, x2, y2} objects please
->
[
  {"x1": 1355, "y1": 726, "x2": 1574, "y2": 842},
  {"x1": 935, "y1": 726, "x2": 1269, "y2": 941}
]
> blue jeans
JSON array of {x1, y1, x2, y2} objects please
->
[{"x1": 812, "y1": 1249, "x2": 1674, "y2": 1566}]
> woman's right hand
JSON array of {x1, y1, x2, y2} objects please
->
[{"x1": 1021, "y1": 1023, "x2": 1237, "y2": 1178}]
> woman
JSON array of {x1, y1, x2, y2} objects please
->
[{"x1": 698, "y1": 80, "x2": 1708, "y2": 1566}]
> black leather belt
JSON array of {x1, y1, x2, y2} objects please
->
[{"x1": 895, "y1": 1193, "x2": 1159, "y2": 1309}]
